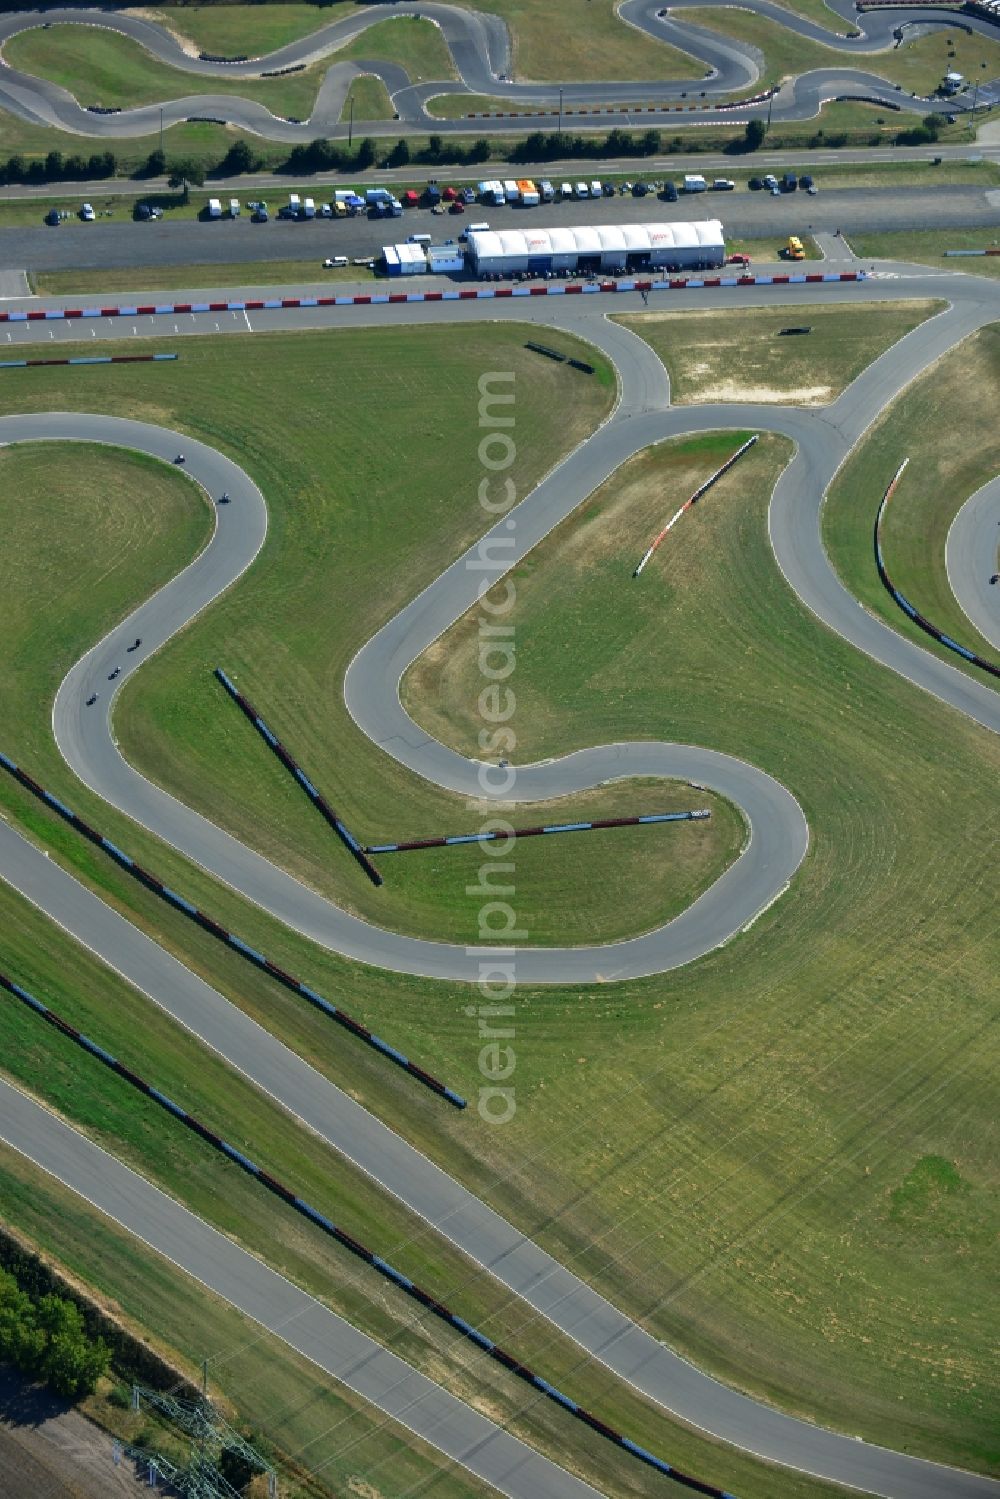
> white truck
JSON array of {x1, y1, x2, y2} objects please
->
[
  {"x1": 538, "y1": 179, "x2": 555, "y2": 201},
  {"x1": 477, "y1": 180, "x2": 505, "y2": 206},
  {"x1": 503, "y1": 179, "x2": 520, "y2": 202},
  {"x1": 683, "y1": 174, "x2": 707, "y2": 193},
  {"x1": 302, "y1": 197, "x2": 316, "y2": 218},
  {"x1": 207, "y1": 197, "x2": 222, "y2": 218}
]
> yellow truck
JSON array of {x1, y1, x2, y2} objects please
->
[{"x1": 784, "y1": 235, "x2": 806, "y2": 261}]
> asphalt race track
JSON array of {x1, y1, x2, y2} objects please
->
[
  {"x1": 0, "y1": 1, "x2": 998, "y2": 143},
  {"x1": 0, "y1": 271, "x2": 997, "y2": 1497}
]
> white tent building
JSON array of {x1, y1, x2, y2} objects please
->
[{"x1": 467, "y1": 220, "x2": 725, "y2": 277}]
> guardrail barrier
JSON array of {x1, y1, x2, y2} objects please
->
[{"x1": 366, "y1": 809, "x2": 710, "y2": 855}]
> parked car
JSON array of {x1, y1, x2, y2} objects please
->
[
  {"x1": 80, "y1": 202, "x2": 95, "y2": 221},
  {"x1": 603, "y1": 181, "x2": 616, "y2": 197},
  {"x1": 726, "y1": 253, "x2": 750, "y2": 265},
  {"x1": 251, "y1": 208, "x2": 268, "y2": 222},
  {"x1": 712, "y1": 178, "x2": 736, "y2": 191},
  {"x1": 799, "y1": 175, "x2": 814, "y2": 191},
  {"x1": 323, "y1": 256, "x2": 349, "y2": 267},
  {"x1": 44, "y1": 208, "x2": 61, "y2": 226},
  {"x1": 561, "y1": 181, "x2": 573, "y2": 197},
  {"x1": 633, "y1": 181, "x2": 648, "y2": 196},
  {"x1": 449, "y1": 199, "x2": 465, "y2": 213},
  {"x1": 806, "y1": 184, "x2": 818, "y2": 195},
  {"x1": 762, "y1": 174, "x2": 778, "y2": 190},
  {"x1": 431, "y1": 202, "x2": 446, "y2": 214},
  {"x1": 661, "y1": 181, "x2": 678, "y2": 202},
  {"x1": 462, "y1": 186, "x2": 477, "y2": 203},
  {"x1": 748, "y1": 177, "x2": 763, "y2": 191},
  {"x1": 247, "y1": 200, "x2": 267, "y2": 212}
]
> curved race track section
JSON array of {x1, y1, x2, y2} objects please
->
[{"x1": 0, "y1": 2, "x2": 991, "y2": 140}]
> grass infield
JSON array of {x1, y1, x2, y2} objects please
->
[
  {"x1": 850, "y1": 225, "x2": 1000, "y2": 273},
  {"x1": 615, "y1": 300, "x2": 940, "y2": 405}
]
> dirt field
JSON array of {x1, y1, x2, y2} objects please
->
[{"x1": 0, "y1": 1367, "x2": 149, "y2": 1498}]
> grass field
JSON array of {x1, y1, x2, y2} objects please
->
[
  {"x1": 1, "y1": 325, "x2": 997, "y2": 1477},
  {"x1": 823, "y1": 322, "x2": 1000, "y2": 674},
  {"x1": 850, "y1": 226, "x2": 1000, "y2": 272},
  {"x1": 338, "y1": 16, "x2": 458, "y2": 83},
  {"x1": 615, "y1": 300, "x2": 939, "y2": 405},
  {"x1": 31, "y1": 261, "x2": 378, "y2": 296},
  {"x1": 671, "y1": 7, "x2": 1000, "y2": 96},
  {"x1": 338, "y1": 72, "x2": 393, "y2": 123}
]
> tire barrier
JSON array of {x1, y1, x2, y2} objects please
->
[
  {"x1": 0, "y1": 273, "x2": 865, "y2": 331},
  {"x1": 0, "y1": 749, "x2": 464, "y2": 1107},
  {"x1": 524, "y1": 340, "x2": 567, "y2": 362},
  {"x1": 214, "y1": 668, "x2": 382, "y2": 887},
  {"x1": 0, "y1": 353, "x2": 178, "y2": 371},
  {"x1": 366, "y1": 809, "x2": 711, "y2": 855},
  {"x1": 0, "y1": 965, "x2": 738, "y2": 1499},
  {"x1": 778, "y1": 326, "x2": 813, "y2": 335},
  {"x1": 633, "y1": 434, "x2": 759, "y2": 576},
  {"x1": 945, "y1": 248, "x2": 1000, "y2": 256},
  {"x1": 874, "y1": 462, "x2": 1000, "y2": 678}
]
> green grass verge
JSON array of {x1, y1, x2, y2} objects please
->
[
  {"x1": 1, "y1": 327, "x2": 997, "y2": 1475},
  {"x1": 671, "y1": 7, "x2": 1000, "y2": 97},
  {"x1": 32, "y1": 261, "x2": 377, "y2": 296},
  {"x1": 0, "y1": 1145, "x2": 494, "y2": 1499},
  {"x1": 850, "y1": 225, "x2": 1000, "y2": 273},
  {"x1": 615, "y1": 300, "x2": 939, "y2": 405},
  {"x1": 823, "y1": 321, "x2": 1000, "y2": 673},
  {"x1": 339, "y1": 73, "x2": 394, "y2": 123},
  {"x1": 338, "y1": 16, "x2": 458, "y2": 84},
  {"x1": 723, "y1": 233, "x2": 823, "y2": 263}
]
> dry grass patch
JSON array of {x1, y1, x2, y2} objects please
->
[{"x1": 616, "y1": 301, "x2": 941, "y2": 405}]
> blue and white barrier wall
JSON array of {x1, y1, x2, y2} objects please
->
[
  {"x1": 215, "y1": 668, "x2": 382, "y2": 887},
  {"x1": 0, "y1": 750, "x2": 463, "y2": 1108},
  {"x1": 367, "y1": 809, "x2": 710, "y2": 855},
  {"x1": 875, "y1": 463, "x2": 1000, "y2": 679}
]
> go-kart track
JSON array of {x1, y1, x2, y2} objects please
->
[
  {"x1": 0, "y1": 271, "x2": 997, "y2": 1498},
  {"x1": 0, "y1": 0, "x2": 998, "y2": 140}
]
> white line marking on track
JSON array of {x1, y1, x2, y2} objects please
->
[{"x1": 243, "y1": 309, "x2": 252, "y2": 332}]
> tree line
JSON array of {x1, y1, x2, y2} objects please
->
[
  {"x1": 0, "y1": 111, "x2": 954, "y2": 190},
  {"x1": 0, "y1": 1268, "x2": 110, "y2": 1399}
]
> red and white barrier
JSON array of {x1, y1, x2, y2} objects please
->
[
  {"x1": 0, "y1": 272, "x2": 865, "y2": 330},
  {"x1": 633, "y1": 434, "x2": 759, "y2": 576}
]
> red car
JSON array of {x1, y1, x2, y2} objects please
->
[
  {"x1": 449, "y1": 199, "x2": 465, "y2": 213},
  {"x1": 442, "y1": 185, "x2": 458, "y2": 200},
  {"x1": 726, "y1": 253, "x2": 750, "y2": 266}
]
